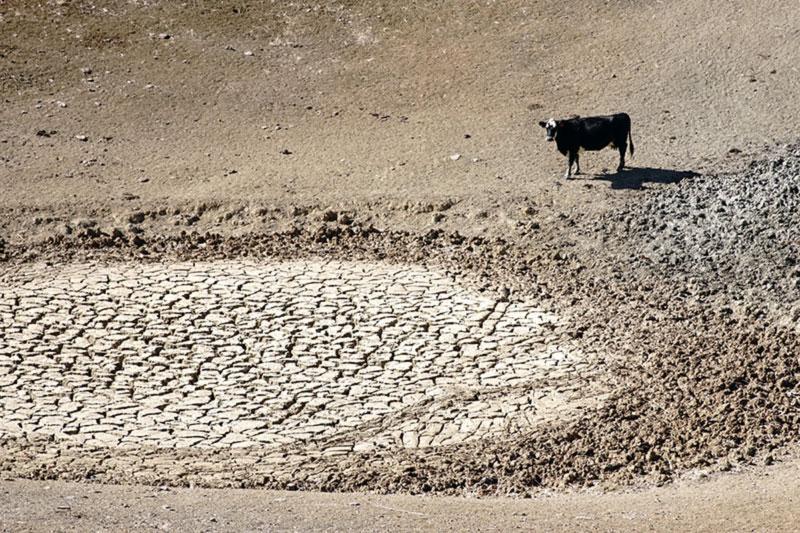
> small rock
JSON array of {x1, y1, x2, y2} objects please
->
[
  {"x1": 75, "y1": 135, "x2": 88, "y2": 142},
  {"x1": 72, "y1": 218, "x2": 97, "y2": 229},
  {"x1": 56, "y1": 101, "x2": 67, "y2": 108},
  {"x1": 437, "y1": 199, "x2": 456, "y2": 212},
  {"x1": 81, "y1": 67, "x2": 92, "y2": 75},
  {"x1": 128, "y1": 212, "x2": 146, "y2": 224},
  {"x1": 450, "y1": 154, "x2": 461, "y2": 161},
  {"x1": 159, "y1": 33, "x2": 171, "y2": 40},
  {"x1": 244, "y1": 51, "x2": 254, "y2": 56}
]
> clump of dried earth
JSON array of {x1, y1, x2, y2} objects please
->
[{"x1": 1, "y1": 0, "x2": 800, "y2": 505}]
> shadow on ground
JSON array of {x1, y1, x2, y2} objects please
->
[{"x1": 588, "y1": 167, "x2": 700, "y2": 189}]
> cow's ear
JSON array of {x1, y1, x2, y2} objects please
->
[{"x1": 538, "y1": 121, "x2": 547, "y2": 128}]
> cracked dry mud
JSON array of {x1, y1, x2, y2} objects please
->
[{"x1": 0, "y1": 259, "x2": 607, "y2": 488}]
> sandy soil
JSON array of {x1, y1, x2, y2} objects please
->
[
  {"x1": 2, "y1": 458, "x2": 800, "y2": 532},
  {"x1": 2, "y1": 0, "x2": 800, "y2": 530}
]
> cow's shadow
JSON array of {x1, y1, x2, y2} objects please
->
[{"x1": 571, "y1": 167, "x2": 698, "y2": 190}]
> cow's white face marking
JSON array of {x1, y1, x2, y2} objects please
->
[{"x1": 544, "y1": 118, "x2": 557, "y2": 141}]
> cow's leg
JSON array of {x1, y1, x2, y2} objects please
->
[
  {"x1": 574, "y1": 152, "x2": 581, "y2": 175},
  {"x1": 565, "y1": 151, "x2": 577, "y2": 179},
  {"x1": 617, "y1": 144, "x2": 627, "y2": 171}
]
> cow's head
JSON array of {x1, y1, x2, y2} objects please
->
[{"x1": 538, "y1": 118, "x2": 560, "y2": 141}]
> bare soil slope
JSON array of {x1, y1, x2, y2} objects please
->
[{"x1": 2, "y1": 0, "x2": 799, "y2": 240}]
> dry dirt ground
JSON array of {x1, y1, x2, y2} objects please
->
[
  {"x1": 2, "y1": 0, "x2": 800, "y2": 530},
  {"x1": 2, "y1": 457, "x2": 800, "y2": 532}
]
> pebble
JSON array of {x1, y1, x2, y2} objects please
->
[{"x1": 128, "y1": 212, "x2": 146, "y2": 224}]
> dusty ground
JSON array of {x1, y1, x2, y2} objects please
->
[
  {"x1": 3, "y1": 0, "x2": 798, "y2": 242},
  {"x1": 2, "y1": 0, "x2": 800, "y2": 530},
  {"x1": 2, "y1": 457, "x2": 800, "y2": 532}
]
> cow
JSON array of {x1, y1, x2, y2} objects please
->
[{"x1": 538, "y1": 113, "x2": 634, "y2": 179}]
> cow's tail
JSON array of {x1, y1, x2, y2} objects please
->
[{"x1": 628, "y1": 125, "x2": 635, "y2": 159}]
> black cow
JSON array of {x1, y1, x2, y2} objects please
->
[{"x1": 538, "y1": 113, "x2": 634, "y2": 178}]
